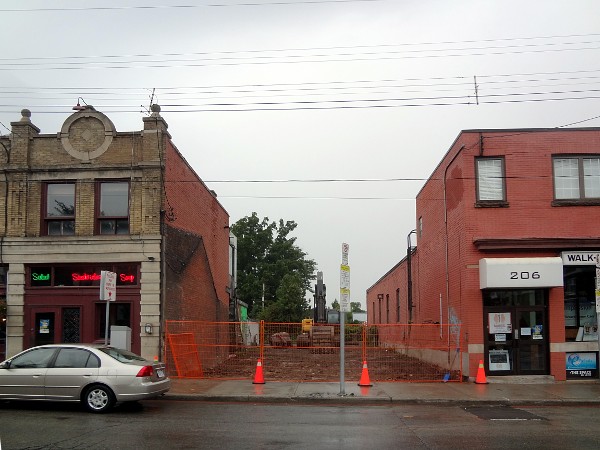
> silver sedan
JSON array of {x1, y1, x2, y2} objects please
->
[{"x1": 0, "y1": 343, "x2": 171, "y2": 413}]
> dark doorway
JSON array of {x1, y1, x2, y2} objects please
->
[
  {"x1": 34, "y1": 312, "x2": 55, "y2": 346},
  {"x1": 483, "y1": 289, "x2": 549, "y2": 375}
]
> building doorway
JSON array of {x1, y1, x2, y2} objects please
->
[
  {"x1": 30, "y1": 307, "x2": 81, "y2": 348},
  {"x1": 483, "y1": 289, "x2": 549, "y2": 375}
]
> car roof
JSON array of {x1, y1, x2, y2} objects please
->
[{"x1": 27, "y1": 343, "x2": 113, "y2": 351}]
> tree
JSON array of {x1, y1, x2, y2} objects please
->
[
  {"x1": 330, "y1": 299, "x2": 363, "y2": 323},
  {"x1": 232, "y1": 213, "x2": 317, "y2": 318},
  {"x1": 350, "y1": 302, "x2": 364, "y2": 313},
  {"x1": 261, "y1": 274, "x2": 308, "y2": 322}
]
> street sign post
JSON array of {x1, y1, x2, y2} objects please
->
[
  {"x1": 100, "y1": 271, "x2": 117, "y2": 345},
  {"x1": 339, "y1": 243, "x2": 350, "y2": 396}
]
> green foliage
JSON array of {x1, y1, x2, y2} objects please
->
[
  {"x1": 350, "y1": 301, "x2": 364, "y2": 313},
  {"x1": 260, "y1": 273, "x2": 308, "y2": 322},
  {"x1": 231, "y1": 213, "x2": 317, "y2": 318}
]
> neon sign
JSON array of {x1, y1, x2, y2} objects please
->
[
  {"x1": 32, "y1": 273, "x2": 50, "y2": 281},
  {"x1": 72, "y1": 273, "x2": 101, "y2": 282},
  {"x1": 30, "y1": 266, "x2": 138, "y2": 287},
  {"x1": 120, "y1": 274, "x2": 135, "y2": 283},
  {"x1": 71, "y1": 272, "x2": 135, "y2": 283}
]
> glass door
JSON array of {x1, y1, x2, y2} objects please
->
[
  {"x1": 515, "y1": 308, "x2": 547, "y2": 374},
  {"x1": 483, "y1": 289, "x2": 549, "y2": 376},
  {"x1": 485, "y1": 309, "x2": 515, "y2": 375}
]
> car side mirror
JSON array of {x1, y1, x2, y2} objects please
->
[{"x1": 0, "y1": 360, "x2": 11, "y2": 369}]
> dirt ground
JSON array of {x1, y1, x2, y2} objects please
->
[{"x1": 202, "y1": 346, "x2": 462, "y2": 382}]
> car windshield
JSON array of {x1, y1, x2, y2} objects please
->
[{"x1": 98, "y1": 347, "x2": 147, "y2": 363}]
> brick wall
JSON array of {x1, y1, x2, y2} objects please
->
[{"x1": 163, "y1": 140, "x2": 230, "y2": 319}]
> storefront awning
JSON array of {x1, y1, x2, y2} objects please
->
[{"x1": 479, "y1": 257, "x2": 563, "y2": 289}]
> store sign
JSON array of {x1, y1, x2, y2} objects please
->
[
  {"x1": 561, "y1": 251, "x2": 600, "y2": 266},
  {"x1": 72, "y1": 272, "x2": 136, "y2": 283},
  {"x1": 479, "y1": 258, "x2": 563, "y2": 289},
  {"x1": 31, "y1": 268, "x2": 136, "y2": 287},
  {"x1": 566, "y1": 352, "x2": 598, "y2": 379},
  {"x1": 31, "y1": 272, "x2": 51, "y2": 285}
]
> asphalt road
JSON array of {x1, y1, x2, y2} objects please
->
[{"x1": 1, "y1": 399, "x2": 599, "y2": 449}]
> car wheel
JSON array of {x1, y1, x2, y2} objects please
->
[{"x1": 83, "y1": 385, "x2": 115, "y2": 413}]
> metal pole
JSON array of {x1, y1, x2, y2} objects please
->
[
  {"x1": 340, "y1": 310, "x2": 345, "y2": 395},
  {"x1": 104, "y1": 299, "x2": 110, "y2": 345},
  {"x1": 407, "y1": 229, "x2": 416, "y2": 321}
]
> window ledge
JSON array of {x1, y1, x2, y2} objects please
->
[
  {"x1": 552, "y1": 199, "x2": 600, "y2": 207},
  {"x1": 474, "y1": 201, "x2": 509, "y2": 208}
]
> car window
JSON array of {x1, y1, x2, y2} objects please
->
[
  {"x1": 53, "y1": 348, "x2": 100, "y2": 369},
  {"x1": 98, "y1": 347, "x2": 146, "y2": 363},
  {"x1": 11, "y1": 348, "x2": 57, "y2": 368}
]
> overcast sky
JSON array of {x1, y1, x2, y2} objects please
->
[{"x1": 1, "y1": 0, "x2": 599, "y2": 309}]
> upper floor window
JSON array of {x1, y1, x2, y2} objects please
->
[
  {"x1": 553, "y1": 156, "x2": 600, "y2": 200},
  {"x1": 476, "y1": 157, "x2": 506, "y2": 203},
  {"x1": 44, "y1": 183, "x2": 75, "y2": 236},
  {"x1": 97, "y1": 181, "x2": 129, "y2": 235}
]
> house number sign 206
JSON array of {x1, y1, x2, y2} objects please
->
[{"x1": 510, "y1": 271, "x2": 540, "y2": 280}]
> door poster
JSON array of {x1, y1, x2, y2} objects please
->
[
  {"x1": 489, "y1": 349, "x2": 510, "y2": 371},
  {"x1": 489, "y1": 312, "x2": 512, "y2": 334},
  {"x1": 39, "y1": 319, "x2": 50, "y2": 334}
]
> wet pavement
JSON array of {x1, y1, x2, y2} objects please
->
[{"x1": 166, "y1": 377, "x2": 600, "y2": 405}]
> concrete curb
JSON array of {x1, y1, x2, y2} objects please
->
[{"x1": 163, "y1": 393, "x2": 600, "y2": 406}]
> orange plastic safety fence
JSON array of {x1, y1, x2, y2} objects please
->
[
  {"x1": 166, "y1": 332, "x2": 203, "y2": 378},
  {"x1": 165, "y1": 321, "x2": 463, "y2": 382}
]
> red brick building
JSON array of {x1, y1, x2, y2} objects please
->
[
  {"x1": 367, "y1": 128, "x2": 600, "y2": 381},
  {"x1": 0, "y1": 105, "x2": 230, "y2": 361}
]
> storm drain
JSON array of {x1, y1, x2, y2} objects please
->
[{"x1": 465, "y1": 406, "x2": 545, "y2": 421}]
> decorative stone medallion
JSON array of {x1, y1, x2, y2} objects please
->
[{"x1": 60, "y1": 108, "x2": 116, "y2": 161}]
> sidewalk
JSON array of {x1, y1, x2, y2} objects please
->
[{"x1": 166, "y1": 378, "x2": 600, "y2": 406}]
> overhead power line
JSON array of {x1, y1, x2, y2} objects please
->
[
  {"x1": 0, "y1": 0, "x2": 388, "y2": 12},
  {"x1": 0, "y1": 34, "x2": 598, "y2": 72}
]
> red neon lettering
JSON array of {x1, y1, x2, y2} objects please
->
[
  {"x1": 71, "y1": 273, "x2": 102, "y2": 282},
  {"x1": 120, "y1": 274, "x2": 135, "y2": 283}
]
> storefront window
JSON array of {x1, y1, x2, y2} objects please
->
[
  {"x1": 564, "y1": 265, "x2": 597, "y2": 341},
  {"x1": 483, "y1": 289, "x2": 545, "y2": 307},
  {"x1": 29, "y1": 265, "x2": 139, "y2": 287},
  {"x1": 96, "y1": 303, "x2": 131, "y2": 340}
]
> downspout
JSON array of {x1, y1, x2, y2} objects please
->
[
  {"x1": 0, "y1": 140, "x2": 10, "y2": 264},
  {"x1": 443, "y1": 144, "x2": 466, "y2": 342}
]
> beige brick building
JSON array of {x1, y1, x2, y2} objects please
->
[{"x1": 0, "y1": 105, "x2": 230, "y2": 361}]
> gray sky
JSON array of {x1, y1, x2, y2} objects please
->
[{"x1": 1, "y1": 0, "x2": 599, "y2": 309}]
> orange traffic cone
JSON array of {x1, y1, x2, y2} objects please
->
[
  {"x1": 253, "y1": 358, "x2": 265, "y2": 384},
  {"x1": 475, "y1": 359, "x2": 488, "y2": 384},
  {"x1": 358, "y1": 360, "x2": 373, "y2": 387}
]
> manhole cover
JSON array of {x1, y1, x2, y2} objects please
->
[{"x1": 465, "y1": 406, "x2": 545, "y2": 421}]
